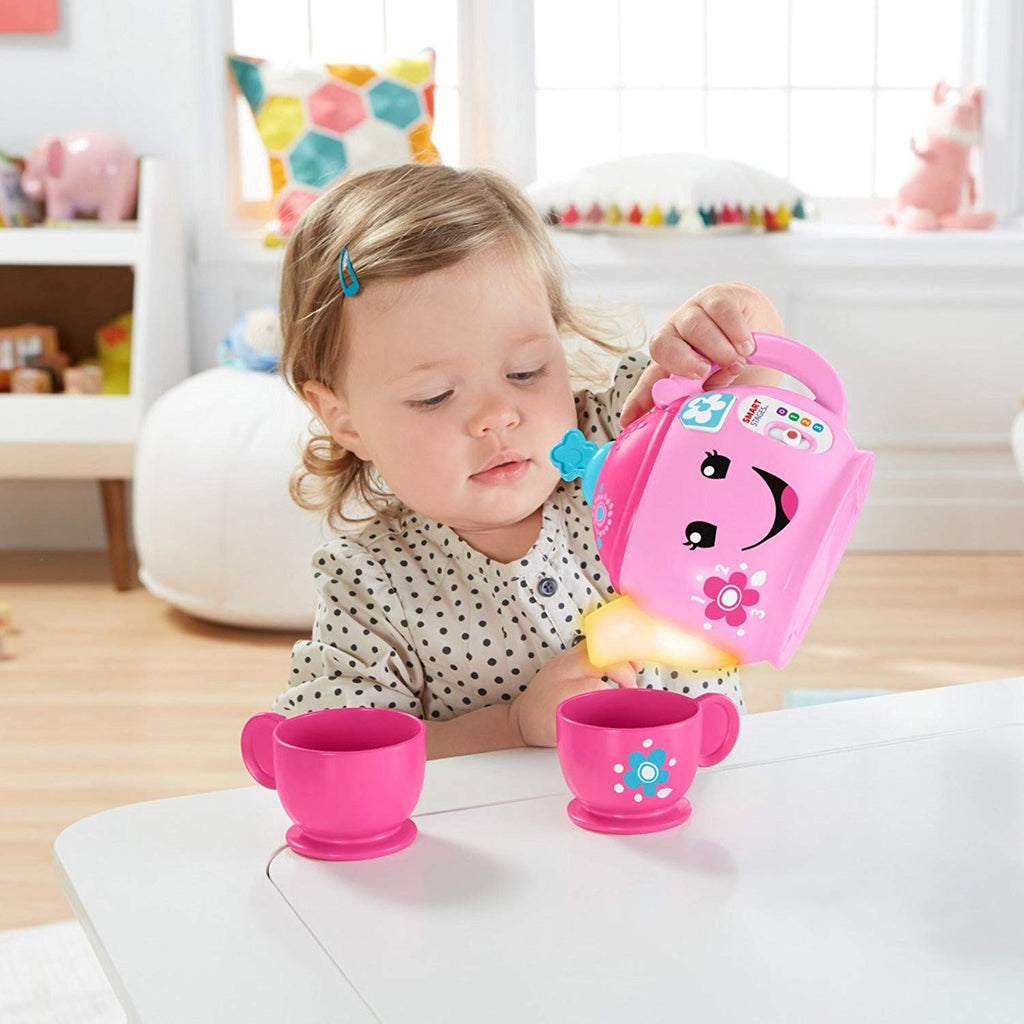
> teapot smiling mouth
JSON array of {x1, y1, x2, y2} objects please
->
[{"x1": 742, "y1": 468, "x2": 799, "y2": 551}]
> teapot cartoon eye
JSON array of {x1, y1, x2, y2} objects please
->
[
  {"x1": 700, "y1": 450, "x2": 731, "y2": 480},
  {"x1": 684, "y1": 520, "x2": 718, "y2": 550}
]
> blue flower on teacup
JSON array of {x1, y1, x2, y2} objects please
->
[{"x1": 617, "y1": 746, "x2": 671, "y2": 799}]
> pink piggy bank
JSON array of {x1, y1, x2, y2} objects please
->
[
  {"x1": 21, "y1": 132, "x2": 138, "y2": 222},
  {"x1": 551, "y1": 332, "x2": 874, "y2": 670}
]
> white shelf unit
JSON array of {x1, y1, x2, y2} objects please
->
[
  {"x1": 0, "y1": 222, "x2": 141, "y2": 267},
  {"x1": 0, "y1": 157, "x2": 188, "y2": 584}
]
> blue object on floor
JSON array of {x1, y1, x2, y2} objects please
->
[{"x1": 783, "y1": 689, "x2": 896, "y2": 709}]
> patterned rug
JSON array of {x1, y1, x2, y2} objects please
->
[{"x1": 0, "y1": 920, "x2": 122, "y2": 1024}]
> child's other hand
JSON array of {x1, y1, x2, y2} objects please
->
[
  {"x1": 509, "y1": 644, "x2": 638, "y2": 748},
  {"x1": 620, "y1": 282, "x2": 784, "y2": 429}
]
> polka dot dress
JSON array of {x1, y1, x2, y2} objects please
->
[{"x1": 275, "y1": 351, "x2": 745, "y2": 721}]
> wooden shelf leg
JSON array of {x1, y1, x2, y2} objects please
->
[{"x1": 99, "y1": 479, "x2": 134, "y2": 591}]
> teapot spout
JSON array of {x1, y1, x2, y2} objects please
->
[
  {"x1": 583, "y1": 596, "x2": 739, "y2": 672},
  {"x1": 550, "y1": 429, "x2": 612, "y2": 504}
]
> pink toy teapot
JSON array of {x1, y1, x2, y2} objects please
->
[{"x1": 551, "y1": 332, "x2": 874, "y2": 670}]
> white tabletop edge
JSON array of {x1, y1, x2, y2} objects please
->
[
  {"x1": 54, "y1": 855, "x2": 144, "y2": 1024},
  {"x1": 54, "y1": 787, "x2": 380, "y2": 1023}
]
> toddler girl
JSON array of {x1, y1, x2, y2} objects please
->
[{"x1": 273, "y1": 163, "x2": 783, "y2": 759}]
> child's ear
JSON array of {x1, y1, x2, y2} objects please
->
[{"x1": 302, "y1": 381, "x2": 370, "y2": 461}]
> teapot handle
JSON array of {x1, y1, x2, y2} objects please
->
[{"x1": 651, "y1": 331, "x2": 848, "y2": 423}]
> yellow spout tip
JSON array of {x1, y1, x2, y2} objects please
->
[{"x1": 583, "y1": 596, "x2": 739, "y2": 671}]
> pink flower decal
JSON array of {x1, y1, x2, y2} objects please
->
[
  {"x1": 703, "y1": 571, "x2": 760, "y2": 627},
  {"x1": 593, "y1": 492, "x2": 614, "y2": 538}
]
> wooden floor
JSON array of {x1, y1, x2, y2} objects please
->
[{"x1": 1, "y1": 549, "x2": 1022, "y2": 930}]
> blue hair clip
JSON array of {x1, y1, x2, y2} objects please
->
[{"x1": 338, "y1": 247, "x2": 360, "y2": 296}]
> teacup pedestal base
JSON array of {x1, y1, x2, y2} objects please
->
[
  {"x1": 567, "y1": 797, "x2": 692, "y2": 835},
  {"x1": 285, "y1": 818, "x2": 418, "y2": 861}
]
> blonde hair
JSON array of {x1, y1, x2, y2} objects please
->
[{"x1": 280, "y1": 162, "x2": 638, "y2": 530}]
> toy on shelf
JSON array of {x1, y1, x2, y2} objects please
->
[
  {"x1": 551, "y1": 332, "x2": 874, "y2": 673},
  {"x1": 11, "y1": 366, "x2": 53, "y2": 393},
  {"x1": 0, "y1": 323, "x2": 66, "y2": 391},
  {"x1": 20, "y1": 132, "x2": 138, "y2": 223},
  {"x1": 885, "y1": 81, "x2": 996, "y2": 231},
  {"x1": 0, "y1": 153, "x2": 42, "y2": 226},
  {"x1": 63, "y1": 364, "x2": 104, "y2": 394},
  {"x1": 217, "y1": 308, "x2": 283, "y2": 372},
  {"x1": 78, "y1": 312, "x2": 132, "y2": 393}
]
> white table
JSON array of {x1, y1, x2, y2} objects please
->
[{"x1": 56, "y1": 679, "x2": 1024, "y2": 1023}]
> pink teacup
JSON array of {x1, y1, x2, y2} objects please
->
[
  {"x1": 556, "y1": 688, "x2": 739, "y2": 834},
  {"x1": 241, "y1": 707, "x2": 426, "y2": 861}
]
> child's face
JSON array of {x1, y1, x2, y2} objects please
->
[{"x1": 308, "y1": 246, "x2": 578, "y2": 539}]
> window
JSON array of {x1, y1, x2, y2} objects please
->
[
  {"x1": 228, "y1": 1, "x2": 1012, "y2": 220},
  {"x1": 534, "y1": 0, "x2": 966, "y2": 199}
]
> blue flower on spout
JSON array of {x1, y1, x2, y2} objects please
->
[
  {"x1": 550, "y1": 429, "x2": 612, "y2": 503},
  {"x1": 550, "y1": 429, "x2": 599, "y2": 481},
  {"x1": 623, "y1": 749, "x2": 670, "y2": 796}
]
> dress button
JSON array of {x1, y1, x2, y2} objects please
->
[{"x1": 537, "y1": 576, "x2": 559, "y2": 597}]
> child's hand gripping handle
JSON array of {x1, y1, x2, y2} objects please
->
[
  {"x1": 241, "y1": 712, "x2": 284, "y2": 788},
  {"x1": 652, "y1": 331, "x2": 849, "y2": 422}
]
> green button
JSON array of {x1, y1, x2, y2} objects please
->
[{"x1": 788, "y1": 412, "x2": 800, "y2": 421}]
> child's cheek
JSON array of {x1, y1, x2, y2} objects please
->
[
  {"x1": 542, "y1": 376, "x2": 580, "y2": 433},
  {"x1": 405, "y1": 412, "x2": 457, "y2": 475}
]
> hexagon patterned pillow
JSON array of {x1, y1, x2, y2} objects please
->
[{"x1": 229, "y1": 48, "x2": 441, "y2": 242}]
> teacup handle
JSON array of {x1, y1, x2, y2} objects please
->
[
  {"x1": 241, "y1": 712, "x2": 284, "y2": 789},
  {"x1": 696, "y1": 693, "x2": 740, "y2": 767}
]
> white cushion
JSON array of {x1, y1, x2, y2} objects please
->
[
  {"x1": 134, "y1": 368, "x2": 338, "y2": 629},
  {"x1": 527, "y1": 152, "x2": 806, "y2": 233}
]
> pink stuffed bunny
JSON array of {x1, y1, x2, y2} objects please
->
[{"x1": 886, "y1": 81, "x2": 996, "y2": 231}]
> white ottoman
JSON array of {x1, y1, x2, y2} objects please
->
[{"x1": 134, "y1": 368, "x2": 342, "y2": 629}]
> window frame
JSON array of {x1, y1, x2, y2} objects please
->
[{"x1": 970, "y1": 0, "x2": 1024, "y2": 224}]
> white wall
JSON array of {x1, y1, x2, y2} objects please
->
[
  {"x1": 2, "y1": 2, "x2": 1023, "y2": 552},
  {"x1": 0, "y1": 0, "x2": 209, "y2": 547},
  {"x1": 0, "y1": 1, "x2": 201, "y2": 210}
]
